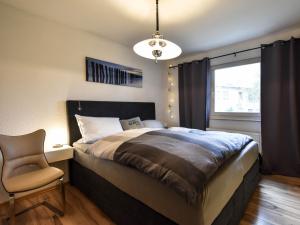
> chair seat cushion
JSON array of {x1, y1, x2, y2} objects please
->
[{"x1": 4, "y1": 167, "x2": 64, "y2": 193}]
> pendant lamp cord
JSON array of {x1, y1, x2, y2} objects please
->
[{"x1": 156, "y1": 0, "x2": 159, "y2": 32}]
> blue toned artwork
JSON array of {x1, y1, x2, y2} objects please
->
[{"x1": 86, "y1": 57, "x2": 143, "y2": 88}]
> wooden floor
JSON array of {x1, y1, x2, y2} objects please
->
[
  {"x1": 0, "y1": 175, "x2": 299, "y2": 225},
  {"x1": 240, "y1": 175, "x2": 300, "y2": 225}
]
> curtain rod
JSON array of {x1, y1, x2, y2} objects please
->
[{"x1": 168, "y1": 46, "x2": 262, "y2": 69}]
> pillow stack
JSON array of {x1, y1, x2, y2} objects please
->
[{"x1": 75, "y1": 115, "x2": 166, "y2": 143}]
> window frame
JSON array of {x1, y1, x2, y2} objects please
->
[{"x1": 210, "y1": 58, "x2": 261, "y2": 122}]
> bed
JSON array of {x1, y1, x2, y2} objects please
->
[{"x1": 66, "y1": 100, "x2": 260, "y2": 225}]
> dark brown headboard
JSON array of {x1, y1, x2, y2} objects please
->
[{"x1": 66, "y1": 100, "x2": 156, "y2": 144}]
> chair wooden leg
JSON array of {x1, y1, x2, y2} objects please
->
[
  {"x1": 8, "y1": 194, "x2": 15, "y2": 225},
  {"x1": 59, "y1": 177, "x2": 65, "y2": 215}
]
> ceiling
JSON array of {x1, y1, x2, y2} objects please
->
[{"x1": 1, "y1": 0, "x2": 300, "y2": 55}]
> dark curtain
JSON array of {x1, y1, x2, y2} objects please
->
[
  {"x1": 261, "y1": 37, "x2": 300, "y2": 177},
  {"x1": 178, "y1": 58, "x2": 210, "y2": 130}
]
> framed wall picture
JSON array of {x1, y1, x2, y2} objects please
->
[{"x1": 86, "y1": 57, "x2": 143, "y2": 88}]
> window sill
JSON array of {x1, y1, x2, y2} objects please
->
[{"x1": 210, "y1": 114, "x2": 261, "y2": 122}]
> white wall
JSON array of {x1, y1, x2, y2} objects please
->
[
  {"x1": 163, "y1": 25, "x2": 300, "y2": 134},
  {"x1": 0, "y1": 3, "x2": 164, "y2": 202},
  {"x1": 0, "y1": 3, "x2": 165, "y2": 146}
]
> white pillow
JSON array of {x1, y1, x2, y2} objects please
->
[
  {"x1": 75, "y1": 115, "x2": 123, "y2": 143},
  {"x1": 142, "y1": 120, "x2": 165, "y2": 128},
  {"x1": 168, "y1": 127, "x2": 192, "y2": 132}
]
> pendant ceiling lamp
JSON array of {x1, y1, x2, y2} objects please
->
[{"x1": 133, "y1": 0, "x2": 182, "y2": 63}]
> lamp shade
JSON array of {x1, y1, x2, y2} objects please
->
[{"x1": 133, "y1": 38, "x2": 182, "y2": 60}]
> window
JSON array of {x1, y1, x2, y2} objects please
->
[{"x1": 212, "y1": 59, "x2": 261, "y2": 120}]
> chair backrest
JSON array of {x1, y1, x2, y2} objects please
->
[{"x1": 0, "y1": 129, "x2": 49, "y2": 184}]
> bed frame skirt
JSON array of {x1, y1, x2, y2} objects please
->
[{"x1": 70, "y1": 159, "x2": 260, "y2": 225}]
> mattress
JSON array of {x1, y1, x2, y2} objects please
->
[{"x1": 73, "y1": 140, "x2": 258, "y2": 225}]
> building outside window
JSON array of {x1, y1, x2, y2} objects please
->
[{"x1": 211, "y1": 59, "x2": 261, "y2": 120}]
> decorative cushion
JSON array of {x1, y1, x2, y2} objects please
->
[{"x1": 120, "y1": 117, "x2": 144, "y2": 130}]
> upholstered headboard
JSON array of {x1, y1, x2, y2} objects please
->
[{"x1": 66, "y1": 100, "x2": 156, "y2": 144}]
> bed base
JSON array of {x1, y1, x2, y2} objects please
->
[{"x1": 70, "y1": 159, "x2": 260, "y2": 225}]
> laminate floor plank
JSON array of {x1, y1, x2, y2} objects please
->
[
  {"x1": 0, "y1": 175, "x2": 299, "y2": 225},
  {"x1": 240, "y1": 175, "x2": 300, "y2": 225},
  {"x1": 0, "y1": 185, "x2": 115, "y2": 225}
]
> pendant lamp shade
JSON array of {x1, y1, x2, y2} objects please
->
[{"x1": 133, "y1": 0, "x2": 182, "y2": 62}]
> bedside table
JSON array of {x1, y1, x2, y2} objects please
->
[{"x1": 45, "y1": 145, "x2": 74, "y2": 163}]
